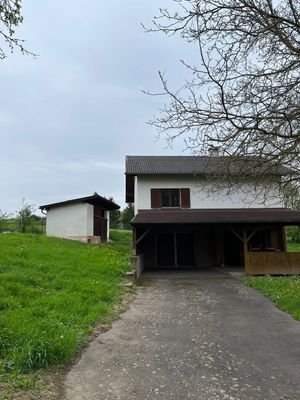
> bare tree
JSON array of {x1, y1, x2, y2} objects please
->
[
  {"x1": 284, "y1": 183, "x2": 300, "y2": 210},
  {"x1": 147, "y1": 0, "x2": 300, "y2": 190},
  {"x1": 0, "y1": 0, "x2": 34, "y2": 59}
]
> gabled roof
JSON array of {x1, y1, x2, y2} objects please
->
[
  {"x1": 131, "y1": 208, "x2": 300, "y2": 225},
  {"x1": 40, "y1": 194, "x2": 120, "y2": 211},
  {"x1": 125, "y1": 155, "x2": 291, "y2": 176}
]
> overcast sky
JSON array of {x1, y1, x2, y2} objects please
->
[{"x1": 0, "y1": 0, "x2": 195, "y2": 214}]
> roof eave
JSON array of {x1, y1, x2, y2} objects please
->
[{"x1": 40, "y1": 195, "x2": 120, "y2": 211}]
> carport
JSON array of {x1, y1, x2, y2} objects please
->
[{"x1": 131, "y1": 208, "x2": 300, "y2": 276}]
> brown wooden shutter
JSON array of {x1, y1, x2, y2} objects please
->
[
  {"x1": 126, "y1": 175, "x2": 135, "y2": 203},
  {"x1": 151, "y1": 189, "x2": 161, "y2": 208},
  {"x1": 180, "y1": 188, "x2": 190, "y2": 208},
  {"x1": 101, "y1": 219, "x2": 108, "y2": 242},
  {"x1": 94, "y1": 206, "x2": 104, "y2": 236}
]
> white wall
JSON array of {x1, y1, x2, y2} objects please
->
[
  {"x1": 134, "y1": 176, "x2": 138, "y2": 215},
  {"x1": 86, "y1": 204, "x2": 94, "y2": 236},
  {"x1": 135, "y1": 175, "x2": 282, "y2": 213},
  {"x1": 104, "y1": 210, "x2": 110, "y2": 240},
  {"x1": 46, "y1": 203, "x2": 93, "y2": 238}
]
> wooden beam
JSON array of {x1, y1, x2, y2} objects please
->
[
  {"x1": 230, "y1": 227, "x2": 248, "y2": 269},
  {"x1": 282, "y1": 227, "x2": 288, "y2": 252},
  {"x1": 243, "y1": 228, "x2": 248, "y2": 271},
  {"x1": 136, "y1": 227, "x2": 152, "y2": 246},
  {"x1": 230, "y1": 228, "x2": 243, "y2": 242},
  {"x1": 132, "y1": 227, "x2": 136, "y2": 255},
  {"x1": 231, "y1": 227, "x2": 268, "y2": 243},
  {"x1": 246, "y1": 227, "x2": 266, "y2": 243}
]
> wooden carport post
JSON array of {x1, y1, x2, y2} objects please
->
[
  {"x1": 242, "y1": 228, "x2": 248, "y2": 272},
  {"x1": 282, "y1": 227, "x2": 288, "y2": 252},
  {"x1": 132, "y1": 227, "x2": 136, "y2": 255},
  {"x1": 230, "y1": 227, "x2": 266, "y2": 273},
  {"x1": 230, "y1": 227, "x2": 252, "y2": 272}
]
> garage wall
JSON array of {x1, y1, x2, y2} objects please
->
[
  {"x1": 135, "y1": 175, "x2": 282, "y2": 214},
  {"x1": 195, "y1": 230, "x2": 217, "y2": 267},
  {"x1": 140, "y1": 227, "x2": 217, "y2": 269}
]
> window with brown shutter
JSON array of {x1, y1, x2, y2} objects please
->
[
  {"x1": 180, "y1": 188, "x2": 191, "y2": 208},
  {"x1": 151, "y1": 189, "x2": 161, "y2": 208},
  {"x1": 151, "y1": 188, "x2": 191, "y2": 208},
  {"x1": 161, "y1": 189, "x2": 180, "y2": 207}
]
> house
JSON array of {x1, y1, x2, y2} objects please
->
[
  {"x1": 125, "y1": 155, "x2": 300, "y2": 276},
  {"x1": 40, "y1": 194, "x2": 120, "y2": 243}
]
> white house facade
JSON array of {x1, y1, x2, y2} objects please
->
[
  {"x1": 133, "y1": 175, "x2": 282, "y2": 214},
  {"x1": 125, "y1": 155, "x2": 300, "y2": 276}
]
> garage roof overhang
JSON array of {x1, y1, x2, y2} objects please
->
[{"x1": 131, "y1": 208, "x2": 300, "y2": 226}]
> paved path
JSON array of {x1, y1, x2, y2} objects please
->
[{"x1": 64, "y1": 270, "x2": 300, "y2": 400}]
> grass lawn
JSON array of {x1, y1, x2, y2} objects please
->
[
  {"x1": 0, "y1": 230, "x2": 132, "y2": 399},
  {"x1": 246, "y1": 242, "x2": 300, "y2": 322},
  {"x1": 288, "y1": 242, "x2": 300, "y2": 252}
]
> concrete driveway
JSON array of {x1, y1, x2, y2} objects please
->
[{"x1": 64, "y1": 270, "x2": 300, "y2": 400}]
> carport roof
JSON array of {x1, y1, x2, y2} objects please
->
[{"x1": 131, "y1": 208, "x2": 300, "y2": 225}]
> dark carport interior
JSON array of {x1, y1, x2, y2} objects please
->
[{"x1": 132, "y1": 208, "x2": 300, "y2": 274}]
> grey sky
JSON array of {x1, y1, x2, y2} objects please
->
[{"x1": 0, "y1": 0, "x2": 194, "y2": 214}]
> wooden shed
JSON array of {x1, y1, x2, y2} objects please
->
[{"x1": 40, "y1": 194, "x2": 119, "y2": 243}]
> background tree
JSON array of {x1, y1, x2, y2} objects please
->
[
  {"x1": 108, "y1": 197, "x2": 121, "y2": 229},
  {"x1": 0, "y1": 209, "x2": 10, "y2": 232},
  {"x1": 0, "y1": 0, "x2": 33, "y2": 59},
  {"x1": 121, "y1": 203, "x2": 134, "y2": 230},
  {"x1": 284, "y1": 184, "x2": 300, "y2": 211},
  {"x1": 16, "y1": 199, "x2": 35, "y2": 233},
  {"x1": 284, "y1": 183, "x2": 300, "y2": 242},
  {"x1": 148, "y1": 0, "x2": 300, "y2": 193}
]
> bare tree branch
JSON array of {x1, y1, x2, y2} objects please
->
[
  {"x1": 0, "y1": 0, "x2": 35, "y2": 59},
  {"x1": 146, "y1": 0, "x2": 300, "y2": 198}
]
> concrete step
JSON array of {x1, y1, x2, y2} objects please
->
[{"x1": 125, "y1": 270, "x2": 137, "y2": 283}]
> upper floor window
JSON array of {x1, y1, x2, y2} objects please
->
[
  {"x1": 161, "y1": 189, "x2": 180, "y2": 207},
  {"x1": 151, "y1": 188, "x2": 190, "y2": 208}
]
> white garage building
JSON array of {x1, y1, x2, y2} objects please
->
[{"x1": 40, "y1": 194, "x2": 120, "y2": 243}]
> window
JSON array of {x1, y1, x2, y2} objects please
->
[
  {"x1": 161, "y1": 189, "x2": 180, "y2": 207},
  {"x1": 151, "y1": 188, "x2": 190, "y2": 208}
]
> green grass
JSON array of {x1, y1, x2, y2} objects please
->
[
  {"x1": 246, "y1": 241, "x2": 300, "y2": 322},
  {"x1": 287, "y1": 226, "x2": 300, "y2": 244},
  {"x1": 110, "y1": 229, "x2": 132, "y2": 247},
  {"x1": 246, "y1": 275, "x2": 300, "y2": 321},
  {"x1": 288, "y1": 242, "x2": 300, "y2": 252},
  {"x1": 0, "y1": 231, "x2": 131, "y2": 375}
]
